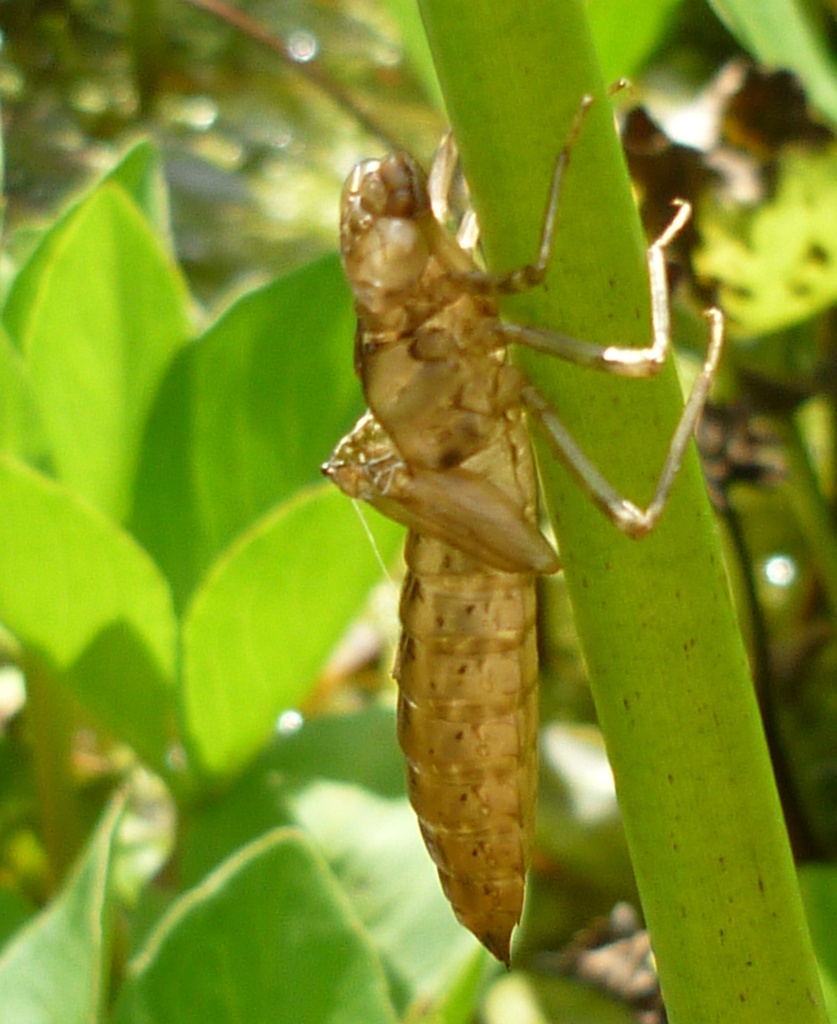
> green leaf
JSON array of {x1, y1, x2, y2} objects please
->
[
  {"x1": 286, "y1": 780, "x2": 479, "y2": 1005},
  {"x1": 131, "y1": 255, "x2": 359, "y2": 607},
  {"x1": 431, "y1": 947, "x2": 492, "y2": 1024},
  {"x1": 181, "y1": 485, "x2": 402, "y2": 777},
  {"x1": 105, "y1": 140, "x2": 174, "y2": 242},
  {"x1": 179, "y1": 708, "x2": 407, "y2": 888},
  {"x1": 0, "y1": 792, "x2": 126, "y2": 1024},
  {"x1": 0, "y1": 889, "x2": 33, "y2": 950},
  {"x1": 3, "y1": 183, "x2": 189, "y2": 520},
  {"x1": 0, "y1": 322, "x2": 46, "y2": 467},
  {"x1": 113, "y1": 829, "x2": 398, "y2": 1024},
  {"x1": 695, "y1": 145, "x2": 837, "y2": 336},
  {"x1": 707, "y1": 0, "x2": 837, "y2": 125},
  {"x1": 2, "y1": 141, "x2": 171, "y2": 311},
  {"x1": 0, "y1": 455, "x2": 176, "y2": 770},
  {"x1": 179, "y1": 713, "x2": 482, "y2": 1015},
  {"x1": 269, "y1": 706, "x2": 407, "y2": 799}
]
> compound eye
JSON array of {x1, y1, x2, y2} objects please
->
[{"x1": 377, "y1": 153, "x2": 429, "y2": 219}]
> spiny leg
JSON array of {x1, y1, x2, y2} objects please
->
[
  {"x1": 428, "y1": 130, "x2": 481, "y2": 253},
  {"x1": 499, "y1": 201, "x2": 696, "y2": 377},
  {"x1": 428, "y1": 82, "x2": 624, "y2": 245},
  {"x1": 435, "y1": 87, "x2": 697, "y2": 382},
  {"x1": 428, "y1": 130, "x2": 459, "y2": 227},
  {"x1": 521, "y1": 306, "x2": 724, "y2": 537},
  {"x1": 444, "y1": 93, "x2": 596, "y2": 295}
]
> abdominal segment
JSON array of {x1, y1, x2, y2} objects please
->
[{"x1": 395, "y1": 529, "x2": 539, "y2": 965}]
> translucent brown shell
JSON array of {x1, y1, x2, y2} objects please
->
[
  {"x1": 324, "y1": 115, "x2": 723, "y2": 963},
  {"x1": 325, "y1": 148, "x2": 551, "y2": 964}
]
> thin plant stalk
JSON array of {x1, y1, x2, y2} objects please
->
[{"x1": 417, "y1": 1, "x2": 826, "y2": 1021}]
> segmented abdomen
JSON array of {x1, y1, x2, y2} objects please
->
[{"x1": 395, "y1": 527, "x2": 538, "y2": 965}]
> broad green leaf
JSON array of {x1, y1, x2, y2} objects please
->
[
  {"x1": 179, "y1": 714, "x2": 481, "y2": 1015},
  {"x1": 113, "y1": 829, "x2": 398, "y2": 1024},
  {"x1": 131, "y1": 254, "x2": 358, "y2": 608},
  {"x1": 4, "y1": 183, "x2": 189, "y2": 521},
  {"x1": 707, "y1": 0, "x2": 837, "y2": 125},
  {"x1": 587, "y1": 0, "x2": 684, "y2": 80},
  {"x1": 695, "y1": 145, "x2": 837, "y2": 336},
  {"x1": 0, "y1": 456, "x2": 176, "y2": 769},
  {"x1": 105, "y1": 140, "x2": 174, "y2": 242},
  {"x1": 287, "y1": 780, "x2": 479, "y2": 1005},
  {"x1": 3, "y1": 140, "x2": 174, "y2": 340},
  {"x1": 432, "y1": 947, "x2": 493, "y2": 1024},
  {"x1": 1, "y1": 139, "x2": 169, "y2": 310},
  {"x1": 179, "y1": 708, "x2": 406, "y2": 888},
  {"x1": 269, "y1": 706, "x2": 406, "y2": 800},
  {"x1": 0, "y1": 889, "x2": 33, "y2": 949},
  {"x1": 0, "y1": 792, "x2": 126, "y2": 1024},
  {"x1": 181, "y1": 484, "x2": 402, "y2": 777},
  {"x1": 0, "y1": 322, "x2": 46, "y2": 466}
]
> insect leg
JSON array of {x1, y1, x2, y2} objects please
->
[
  {"x1": 428, "y1": 130, "x2": 480, "y2": 252},
  {"x1": 521, "y1": 306, "x2": 724, "y2": 537},
  {"x1": 499, "y1": 202, "x2": 707, "y2": 378},
  {"x1": 456, "y1": 207, "x2": 480, "y2": 254},
  {"x1": 448, "y1": 94, "x2": 596, "y2": 294},
  {"x1": 428, "y1": 130, "x2": 459, "y2": 226},
  {"x1": 478, "y1": 80, "x2": 622, "y2": 294}
]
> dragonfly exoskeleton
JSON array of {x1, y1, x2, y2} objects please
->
[{"x1": 323, "y1": 96, "x2": 724, "y2": 966}]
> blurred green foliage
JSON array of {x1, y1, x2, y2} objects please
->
[{"x1": 1, "y1": 1, "x2": 837, "y2": 1022}]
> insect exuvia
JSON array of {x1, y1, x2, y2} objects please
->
[{"x1": 322, "y1": 96, "x2": 724, "y2": 965}]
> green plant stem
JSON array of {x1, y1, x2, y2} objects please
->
[
  {"x1": 782, "y1": 414, "x2": 837, "y2": 615},
  {"x1": 130, "y1": 0, "x2": 163, "y2": 116},
  {"x1": 25, "y1": 657, "x2": 84, "y2": 888},
  {"x1": 418, "y1": 1, "x2": 826, "y2": 1021}
]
